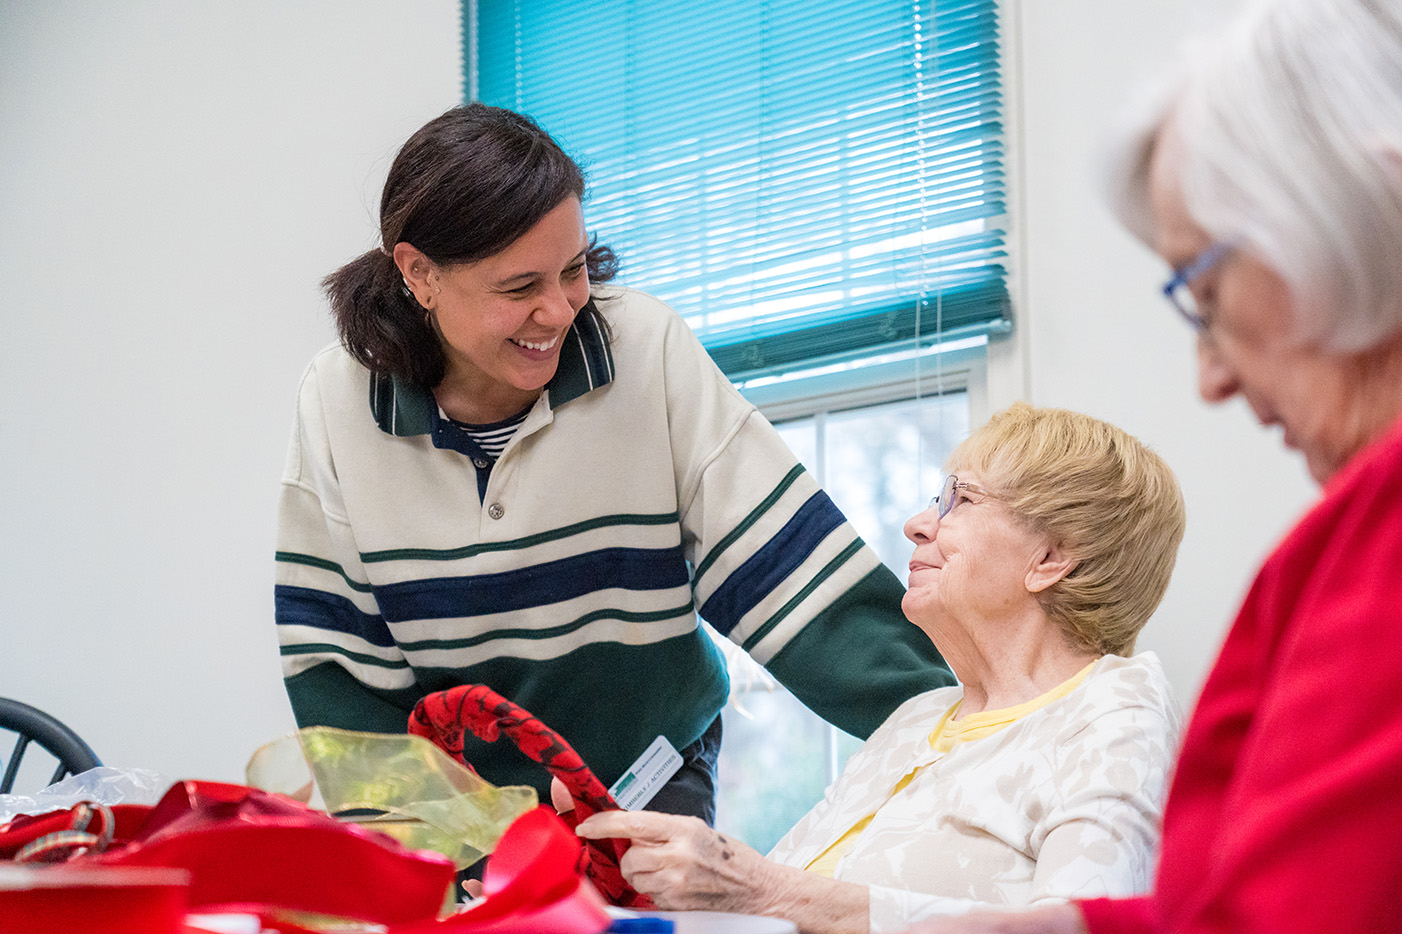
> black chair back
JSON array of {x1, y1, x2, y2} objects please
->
[{"x1": 0, "y1": 697, "x2": 102, "y2": 795}]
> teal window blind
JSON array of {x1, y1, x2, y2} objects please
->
[{"x1": 470, "y1": 0, "x2": 1008, "y2": 381}]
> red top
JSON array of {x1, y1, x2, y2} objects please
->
[{"x1": 1079, "y1": 416, "x2": 1402, "y2": 934}]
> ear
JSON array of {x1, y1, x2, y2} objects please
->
[
  {"x1": 1025, "y1": 541, "x2": 1077, "y2": 594},
  {"x1": 1372, "y1": 143, "x2": 1402, "y2": 214},
  {"x1": 1374, "y1": 142, "x2": 1402, "y2": 176},
  {"x1": 392, "y1": 242, "x2": 437, "y2": 309}
]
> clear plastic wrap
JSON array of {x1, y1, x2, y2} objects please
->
[{"x1": 0, "y1": 767, "x2": 171, "y2": 824}]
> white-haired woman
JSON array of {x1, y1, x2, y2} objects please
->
[
  {"x1": 909, "y1": 1, "x2": 1402, "y2": 933},
  {"x1": 573, "y1": 403, "x2": 1186, "y2": 933}
]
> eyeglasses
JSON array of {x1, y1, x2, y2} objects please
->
[
  {"x1": 1161, "y1": 241, "x2": 1233, "y2": 332},
  {"x1": 929, "y1": 475, "x2": 989, "y2": 519}
]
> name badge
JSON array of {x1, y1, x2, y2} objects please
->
[{"x1": 609, "y1": 735, "x2": 684, "y2": 810}]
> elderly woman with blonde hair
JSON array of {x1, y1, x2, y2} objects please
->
[{"x1": 573, "y1": 402, "x2": 1186, "y2": 933}]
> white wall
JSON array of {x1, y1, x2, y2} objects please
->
[
  {"x1": 0, "y1": 0, "x2": 1318, "y2": 782},
  {"x1": 0, "y1": 1, "x2": 464, "y2": 781},
  {"x1": 1007, "y1": 0, "x2": 1317, "y2": 699}
]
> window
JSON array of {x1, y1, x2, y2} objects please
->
[{"x1": 468, "y1": 0, "x2": 1008, "y2": 382}]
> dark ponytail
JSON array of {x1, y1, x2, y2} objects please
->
[
  {"x1": 324, "y1": 103, "x2": 618, "y2": 389},
  {"x1": 322, "y1": 248, "x2": 446, "y2": 388}
]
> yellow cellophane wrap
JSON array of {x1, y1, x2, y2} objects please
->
[{"x1": 245, "y1": 727, "x2": 538, "y2": 869}]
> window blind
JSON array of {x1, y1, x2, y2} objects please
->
[{"x1": 471, "y1": 0, "x2": 1008, "y2": 380}]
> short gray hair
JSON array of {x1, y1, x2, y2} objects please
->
[{"x1": 1107, "y1": 0, "x2": 1402, "y2": 351}]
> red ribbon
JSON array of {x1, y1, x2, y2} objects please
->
[
  {"x1": 396, "y1": 807, "x2": 611, "y2": 933},
  {"x1": 1, "y1": 766, "x2": 619, "y2": 932},
  {"x1": 409, "y1": 684, "x2": 655, "y2": 909}
]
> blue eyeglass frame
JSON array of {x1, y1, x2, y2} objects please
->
[{"x1": 1161, "y1": 241, "x2": 1233, "y2": 332}]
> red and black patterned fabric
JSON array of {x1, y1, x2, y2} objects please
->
[{"x1": 408, "y1": 684, "x2": 654, "y2": 909}]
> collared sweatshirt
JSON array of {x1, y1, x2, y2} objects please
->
[{"x1": 274, "y1": 287, "x2": 953, "y2": 796}]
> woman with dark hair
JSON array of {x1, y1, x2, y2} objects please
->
[{"x1": 273, "y1": 103, "x2": 953, "y2": 825}]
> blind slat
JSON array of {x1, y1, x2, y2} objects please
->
[{"x1": 472, "y1": 0, "x2": 1007, "y2": 379}]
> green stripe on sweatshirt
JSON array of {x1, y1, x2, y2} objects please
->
[
  {"x1": 359, "y1": 512, "x2": 680, "y2": 563},
  {"x1": 692, "y1": 463, "x2": 807, "y2": 582},
  {"x1": 398, "y1": 602, "x2": 696, "y2": 653},
  {"x1": 275, "y1": 552, "x2": 374, "y2": 593},
  {"x1": 279, "y1": 642, "x2": 411, "y2": 670},
  {"x1": 741, "y1": 538, "x2": 864, "y2": 651}
]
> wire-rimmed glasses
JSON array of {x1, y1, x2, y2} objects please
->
[
  {"x1": 1161, "y1": 241, "x2": 1233, "y2": 332},
  {"x1": 929, "y1": 475, "x2": 989, "y2": 519}
]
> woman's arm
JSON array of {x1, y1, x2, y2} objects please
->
[
  {"x1": 576, "y1": 809, "x2": 870, "y2": 934},
  {"x1": 654, "y1": 302, "x2": 952, "y2": 739},
  {"x1": 857, "y1": 810, "x2": 1154, "y2": 929},
  {"x1": 275, "y1": 362, "x2": 418, "y2": 730}
]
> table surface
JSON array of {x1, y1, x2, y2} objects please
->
[{"x1": 623, "y1": 909, "x2": 798, "y2": 933}]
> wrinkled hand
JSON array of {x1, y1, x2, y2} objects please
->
[
  {"x1": 905, "y1": 905, "x2": 1088, "y2": 934},
  {"x1": 574, "y1": 810, "x2": 774, "y2": 913}
]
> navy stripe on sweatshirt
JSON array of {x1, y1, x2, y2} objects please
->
[
  {"x1": 699, "y1": 491, "x2": 848, "y2": 635},
  {"x1": 275, "y1": 585, "x2": 396, "y2": 647},
  {"x1": 374, "y1": 544, "x2": 690, "y2": 622}
]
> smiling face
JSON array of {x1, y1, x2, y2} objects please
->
[
  {"x1": 1147, "y1": 133, "x2": 1399, "y2": 483},
  {"x1": 901, "y1": 473, "x2": 1063, "y2": 648},
  {"x1": 414, "y1": 196, "x2": 591, "y2": 421}
]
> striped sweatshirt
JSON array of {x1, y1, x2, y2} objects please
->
[{"x1": 274, "y1": 287, "x2": 953, "y2": 797}]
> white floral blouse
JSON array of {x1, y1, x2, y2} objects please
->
[{"x1": 767, "y1": 653, "x2": 1181, "y2": 932}]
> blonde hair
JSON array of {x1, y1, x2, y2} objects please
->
[{"x1": 947, "y1": 403, "x2": 1185, "y2": 656}]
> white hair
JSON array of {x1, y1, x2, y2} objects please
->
[{"x1": 1107, "y1": 0, "x2": 1402, "y2": 351}]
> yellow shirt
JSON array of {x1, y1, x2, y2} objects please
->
[{"x1": 805, "y1": 662, "x2": 1096, "y2": 877}]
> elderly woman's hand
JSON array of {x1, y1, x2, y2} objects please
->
[
  {"x1": 574, "y1": 810, "x2": 773, "y2": 912},
  {"x1": 574, "y1": 810, "x2": 870, "y2": 933}
]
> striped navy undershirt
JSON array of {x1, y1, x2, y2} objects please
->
[{"x1": 445, "y1": 407, "x2": 530, "y2": 461}]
